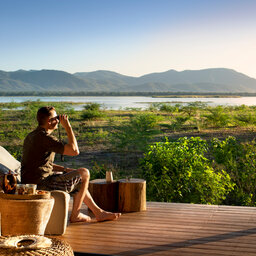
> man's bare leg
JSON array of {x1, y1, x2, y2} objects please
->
[
  {"x1": 70, "y1": 168, "x2": 91, "y2": 223},
  {"x1": 83, "y1": 190, "x2": 121, "y2": 222},
  {"x1": 70, "y1": 192, "x2": 91, "y2": 223},
  {"x1": 70, "y1": 168, "x2": 121, "y2": 223}
]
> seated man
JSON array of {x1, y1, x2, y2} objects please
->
[{"x1": 21, "y1": 106, "x2": 121, "y2": 223}]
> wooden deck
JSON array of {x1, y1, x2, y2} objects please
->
[{"x1": 59, "y1": 202, "x2": 256, "y2": 256}]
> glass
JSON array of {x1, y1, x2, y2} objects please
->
[
  {"x1": 26, "y1": 184, "x2": 37, "y2": 195},
  {"x1": 16, "y1": 184, "x2": 26, "y2": 195},
  {"x1": 106, "y1": 171, "x2": 113, "y2": 183}
]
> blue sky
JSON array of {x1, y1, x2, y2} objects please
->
[{"x1": 1, "y1": 0, "x2": 256, "y2": 78}]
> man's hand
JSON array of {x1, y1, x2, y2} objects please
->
[{"x1": 59, "y1": 114, "x2": 71, "y2": 129}]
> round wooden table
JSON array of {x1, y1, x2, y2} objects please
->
[
  {"x1": 89, "y1": 179, "x2": 119, "y2": 212},
  {"x1": 118, "y1": 178, "x2": 146, "y2": 212}
]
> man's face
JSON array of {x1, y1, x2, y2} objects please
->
[{"x1": 48, "y1": 110, "x2": 59, "y2": 130}]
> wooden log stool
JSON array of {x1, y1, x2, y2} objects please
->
[
  {"x1": 118, "y1": 178, "x2": 146, "y2": 212},
  {"x1": 89, "y1": 179, "x2": 118, "y2": 212}
]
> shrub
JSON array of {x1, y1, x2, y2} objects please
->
[
  {"x1": 141, "y1": 137, "x2": 233, "y2": 204},
  {"x1": 170, "y1": 116, "x2": 190, "y2": 131},
  {"x1": 81, "y1": 103, "x2": 106, "y2": 120},
  {"x1": 147, "y1": 103, "x2": 161, "y2": 111},
  {"x1": 83, "y1": 102, "x2": 102, "y2": 111},
  {"x1": 159, "y1": 104, "x2": 180, "y2": 113},
  {"x1": 234, "y1": 112, "x2": 256, "y2": 126},
  {"x1": 110, "y1": 113, "x2": 162, "y2": 152},
  {"x1": 204, "y1": 106, "x2": 229, "y2": 127},
  {"x1": 181, "y1": 102, "x2": 208, "y2": 117},
  {"x1": 210, "y1": 137, "x2": 256, "y2": 206},
  {"x1": 148, "y1": 103, "x2": 181, "y2": 113}
]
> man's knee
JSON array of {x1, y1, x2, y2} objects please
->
[{"x1": 78, "y1": 168, "x2": 90, "y2": 181}]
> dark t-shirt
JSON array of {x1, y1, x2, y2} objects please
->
[{"x1": 21, "y1": 126, "x2": 64, "y2": 184}]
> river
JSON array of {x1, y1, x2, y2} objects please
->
[{"x1": 1, "y1": 96, "x2": 256, "y2": 110}]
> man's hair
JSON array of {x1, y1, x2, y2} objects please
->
[{"x1": 37, "y1": 106, "x2": 55, "y2": 125}]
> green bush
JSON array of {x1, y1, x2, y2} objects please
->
[
  {"x1": 81, "y1": 103, "x2": 106, "y2": 120},
  {"x1": 148, "y1": 103, "x2": 181, "y2": 113},
  {"x1": 159, "y1": 104, "x2": 180, "y2": 113},
  {"x1": 141, "y1": 137, "x2": 233, "y2": 204},
  {"x1": 83, "y1": 102, "x2": 102, "y2": 111},
  {"x1": 110, "y1": 113, "x2": 162, "y2": 152},
  {"x1": 170, "y1": 116, "x2": 190, "y2": 131},
  {"x1": 204, "y1": 106, "x2": 230, "y2": 127},
  {"x1": 147, "y1": 103, "x2": 162, "y2": 111},
  {"x1": 210, "y1": 137, "x2": 256, "y2": 206},
  {"x1": 234, "y1": 112, "x2": 256, "y2": 126},
  {"x1": 181, "y1": 102, "x2": 207, "y2": 117}
]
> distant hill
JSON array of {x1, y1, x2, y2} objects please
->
[
  {"x1": 1, "y1": 68, "x2": 256, "y2": 92},
  {"x1": 74, "y1": 70, "x2": 136, "y2": 91},
  {"x1": 0, "y1": 70, "x2": 94, "y2": 91}
]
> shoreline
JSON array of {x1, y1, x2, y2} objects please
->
[{"x1": 152, "y1": 95, "x2": 241, "y2": 98}]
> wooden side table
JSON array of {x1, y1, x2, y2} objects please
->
[
  {"x1": 118, "y1": 178, "x2": 146, "y2": 212},
  {"x1": 89, "y1": 179, "x2": 118, "y2": 212}
]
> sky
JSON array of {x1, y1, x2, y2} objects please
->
[{"x1": 0, "y1": 0, "x2": 256, "y2": 78}]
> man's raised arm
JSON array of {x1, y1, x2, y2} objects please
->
[{"x1": 59, "y1": 114, "x2": 80, "y2": 156}]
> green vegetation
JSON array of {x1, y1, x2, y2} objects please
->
[
  {"x1": 141, "y1": 137, "x2": 233, "y2": 204},
  {"x1": 81, "y1": 103, "x2": 106, "y2": 120},
  {"x1": 210, "y1": 137, "x2": 256, "y2": 206},
  {"x1": 204, "y1": 106, "x2": 230, "y2": 128},
  {"x1": 110, "y1": 112, "x2": 163, "y2": 152},
  {"x1": 141, "y1": 135, "x2": 256, "y2": 206},
  {"x1": 1, "y1": 100, "x2": 256, "y2": 206}
]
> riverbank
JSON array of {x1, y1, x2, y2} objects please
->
[
  {"x1": 1, "y1": 91, "x2": 256, "y2": 96},
  {"x1": 152, "y1": 95, "x2": 241, "y2": 98},
  {"x1": 1, "y1": 95, "x2": 256, "y2": 110}
]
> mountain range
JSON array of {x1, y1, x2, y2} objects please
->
[{"x1": 1, "y1": 68, "x2": 256, "y2": 93}]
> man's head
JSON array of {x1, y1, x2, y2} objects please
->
[{"x1": 37, "y1": 106, "x2": 59, "y2": 130}]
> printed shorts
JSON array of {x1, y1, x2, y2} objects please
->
[{"x1": 38, "y1": 170, "x2": 82, "y2": 194}]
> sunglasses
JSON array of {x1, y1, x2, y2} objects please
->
[{"x1": 49, "y1": 116, "x2": 59, "y2": 122}]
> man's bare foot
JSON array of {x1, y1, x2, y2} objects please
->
[
  {"x1": 70, "y1": 212, "x2": 91, "y2": 223},
  {"x1": 95, "y1": 211, "x2": 121, "y2": 222}
]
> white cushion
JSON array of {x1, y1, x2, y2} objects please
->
[
  {"x1": 0, "y1": 146, "x2": 21, "y2": 183},
  {"x1": 45, "y1": 190, "x2": 70, "y2": 235}
]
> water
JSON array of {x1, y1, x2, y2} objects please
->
[{"x1": 1, "y1": 96, "x2": 256, "y2": 110}]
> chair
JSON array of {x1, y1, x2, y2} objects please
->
[
  {"x1": 45, "y1": 190, "x2": 70, "y2": 235},
  {"x1": 0, "y1": 146, "x2": 70, "y2": 235}
]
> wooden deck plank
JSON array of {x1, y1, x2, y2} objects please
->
[{"x1": 58, "y1": 202, "x2": 256, "y2": 255}]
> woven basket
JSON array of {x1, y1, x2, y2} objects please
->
[
  {"x1": 0, "y1": 197, "x2": 54, "y2": 236},
  {"x1": 0, "y1": 192, "x2": 51, "y2": 200},
  {"x1": 0, "y1": 236, "x2": 74, "y2": 256}
]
